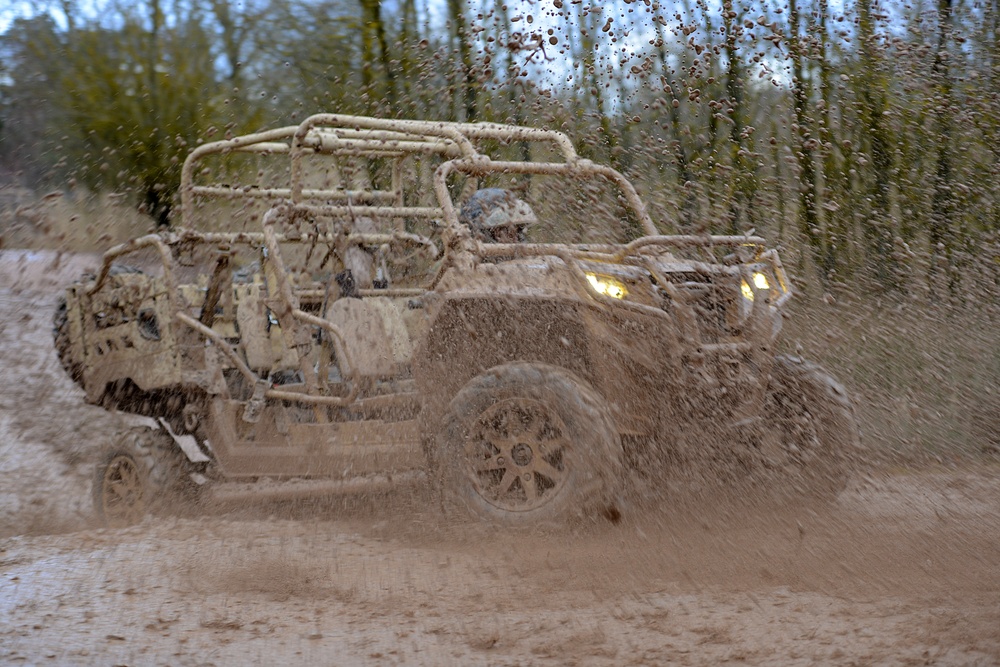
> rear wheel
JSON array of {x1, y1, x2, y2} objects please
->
[
  {"x1": 93, "y1": 426, "x2": 200, "y2": 527},
  {"x1": 52, "y1": 296, "x2": 83, "y2": 385},
  {"x1": 437, "y1": 363, "x2": 622, "y2": 524}
]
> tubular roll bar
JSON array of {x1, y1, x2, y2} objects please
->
[
  {"x1": 84, "y1": 228, "x2": 369, "y2": 409},
  {"x1": 181, "y1": 114, "x2": 585, "y2": 226}
]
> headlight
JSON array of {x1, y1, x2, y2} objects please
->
[
  {"x1": 586, "y1": 273, "x2": 627, "y2": 299},
  {"x1": 740, "y1": 272, "x2": 770, "y2": 301}
]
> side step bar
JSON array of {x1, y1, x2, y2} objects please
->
[{"x1": 205, "y1": 470, "x2": 426, "y2": 504}]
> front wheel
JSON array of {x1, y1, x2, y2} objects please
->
[
  {"x1": 758, "y1": 355, "x2": 862, "y2": 496},
  {"x1": 92, "y1": 426, "x2": 200, "y2": 527},
  {"x1": 436, "y1": 363, "x2": 623, "y2": 524}
]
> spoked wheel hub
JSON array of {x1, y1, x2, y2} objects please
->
[{"x1": 464, "y1": 397, "x2": 570, "y2": 513}]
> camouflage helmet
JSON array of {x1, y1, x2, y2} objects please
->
[{"x1": 458, "y1": 188, "x2": 537, "y2": 242}]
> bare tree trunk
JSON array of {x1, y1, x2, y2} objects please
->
[
  {"x1": 584, "y1": 7, "x2": 619, "y2": 168},
  {"x1": 447, "y1": 0, "x2": 476, "y2": 121},
  {"x1": 573, "y1": 3, "x2": 609, "y2": 159},
  {"x1": 788, "y1": 0, "x2": 822, "y2": 270},
  {"x1": 59, "y1": 0, "x2": 76, "y2": 33},
  {"x1": 374, "y1": 1, "x2": 397, "y2": 108},
  {"x1": 857, "y1": 0, "x2": 896, "y2": 288},
  {"x1": 772, "y1": 118, "x2": 787, "y2": 241},
  {"x1": 398, "y1": 0, "x2": 417, "y2": 110},
  {"x1": 818, "y1": 0, "x2": 842, "y2": 276},
  {"x1": 498, "y1": 1, "x2": 530, "y2": 161},
  {"x1": 723, "y1": 2, "x2": 753, "y2": 234},
  {"x1": 209, "y1": 0, "x2": 243, "y2": 82},
  {"x1": 359, "y1": 0, "x2": 398, "y2": 110},
  {"x1": 930, "y1": 0, "x2": 955, "y2": 289},
  {"x1": 146, "y1": 0, "x2": 169, "y2": 225},
  {"x1": 359, "y1": 0, "x2": 376, "y2": 93},
  {"x1": 703, "y1": 10, "x2": 719, "y2": 151},
  {"x1": 992, "y1": 0, "x2": 1000, "y2": 230},
  {"x1": 655, "y1": 12, "x2": 694, "y2": 229}
]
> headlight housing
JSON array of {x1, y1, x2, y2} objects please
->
[
  {"x1": 740, "y1": 271, "x2": 770, "y2": 301},
  {"x1": 586, "y1": 273, "x2": 627, "y2": 299}
]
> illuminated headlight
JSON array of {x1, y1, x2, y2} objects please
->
[
  {"x1": 740, "y1": 272, "x2": 770, "y2": 301},
  {"x1": 586, "y1": 273, "x2": 627, "y2": 299}
]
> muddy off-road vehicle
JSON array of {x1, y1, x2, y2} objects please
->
[{"x1": 54, "y1": 115, "x2": 859, "y2": 526}]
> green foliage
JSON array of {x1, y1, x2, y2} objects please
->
[
  {"x1": 1, "y1": 1, "x2": 257, "y2": 224},
  {"x1": 0, "y1": 0, "x2": 998, "y2": 300},
  {"x1": 65, "y1": 23, "x2": 216, "y2": 222}
]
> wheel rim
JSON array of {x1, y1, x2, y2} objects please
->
[
  {"x1": 101, "y1": 455, "x2": 146, "y2": 525},
  {"x1": 465, "y1": 397, "x2": 570, "y2": 512}
]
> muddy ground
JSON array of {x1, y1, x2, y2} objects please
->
[{"x1": 1, "y1": 250, "x2": 998, "y2": 666}]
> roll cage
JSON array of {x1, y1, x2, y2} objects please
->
[{"x1": 76, "y1": 114, "x2": 790, "y2": 415}]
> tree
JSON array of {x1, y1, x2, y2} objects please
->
[
  {"x1": 929, "y1": 0, "x2": 956, "y2": 288},
  {"x1": 722, "y1": 0, "x2": 754, "y2": 233},
  {"x1": 2, "y1": 1, "x2": 236, "y2": 225},
  {"x1": 787, "y1": 0, "x2": 822, "y2": 270},
  {"x1": 0, "y1": 15, "x2": 66, "y2": 183},
  {"x1": 653, "y1": 6, "x2": 695, "y2": 228},
  {"x1": 856, "y1": 0, "x2": 897, "y2": 288},
  {"x1": 448, "y1": 0, "x2": 477, "y2": 121},
  {"x1": 67, "y1": 2, "x2": 230, "y2": 224},
  {"x1": 359, "y1": 0, "x2": 397, "y2": 108},
  {"x1": 1, "y1": 0, "x2": 999, "y2": 298}
]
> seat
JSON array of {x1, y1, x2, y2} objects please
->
[
  {"x1": 234, "y1": 281, "x2": 300, "y2": 372},
  {"x1": 325, "y1": 297, "x2": 414, "y2": 378}
]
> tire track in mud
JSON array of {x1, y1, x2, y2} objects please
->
[
  {"x1": 0, "y1": 251, "x2": 119, "y2": 536},
  {"x1": 1, "y1": 483, "x2": 998, "y2": 667}
]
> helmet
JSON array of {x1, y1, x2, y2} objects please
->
[{"x1": 458, "y1": 188, "x2": 537, "y2": 242}]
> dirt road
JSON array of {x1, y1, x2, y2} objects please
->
[{"x1": 1, "y1": 250, "x2": 998, "y2": 666}]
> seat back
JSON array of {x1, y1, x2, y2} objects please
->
[
  {"x1": 235, "y1": 282, "x2": 300, "y2": 372},
  {"x1": 325, "y1": 297, "x2": 414, "y2": 378}
]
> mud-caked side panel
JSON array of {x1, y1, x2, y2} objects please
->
[
  {"x1": 79, "y1": 275, "x2": 182, "y2": 403},
  {"x1": 414, "y1": 297, "x2": 593, "y2": 429}
]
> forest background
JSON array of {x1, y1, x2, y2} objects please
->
[{"x1": 2, "y1": 0, "x2": 1000, "y2": 459}]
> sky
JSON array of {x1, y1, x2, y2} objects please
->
[{"x1": 0, "y1": 2, "x2": 33, "y2": 33}]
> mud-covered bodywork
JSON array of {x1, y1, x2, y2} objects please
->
[
  {"x1": 55, "y1": 114, "x2": 853, "y2": 525},
  {"x1": 418, "y1": 246, "x2": 790, "y2": 439}
]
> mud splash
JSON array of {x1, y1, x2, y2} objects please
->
[{"x1": 0, "y1": 250, "x2": 998, "y2": 665}]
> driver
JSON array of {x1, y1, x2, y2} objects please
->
[{"x1": 458, "y1": 188, "x2": 537, "y2": 243}]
